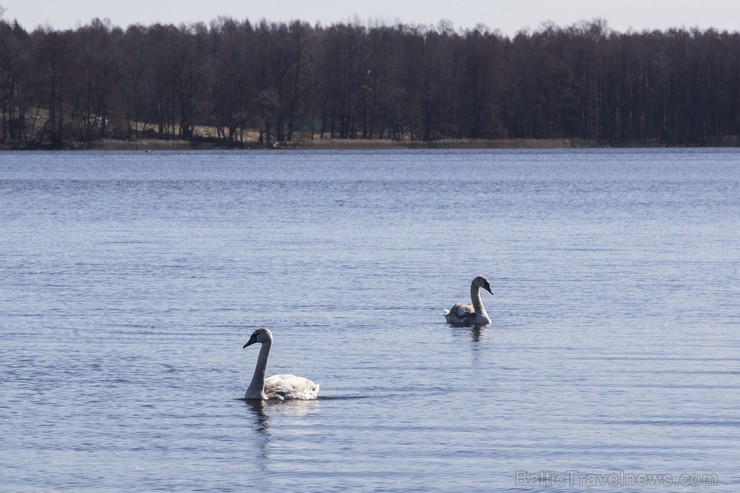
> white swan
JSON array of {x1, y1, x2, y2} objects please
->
[
  {"x1": 242, "y1": 327, "x2": 319, "y2": 401},
  {"x1": 444, "y1": 276, "x2": 493, "y2": 326}
]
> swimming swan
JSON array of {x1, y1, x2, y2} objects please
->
[
  {"x1": 242, "y1": 327, "x2": 319, "y2": 401},
  {"x1": 444, "y1": 276, "x2": 493, "y2": 326}
]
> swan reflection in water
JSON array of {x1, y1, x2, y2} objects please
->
[
  {"x1": 468, "y1": 324, "x2": 486, "y2": 343},
  {"x1": 244, "y1": 398, "x2": 319, "y2": 432},
  {"x1": 242, "y1": 398, "x2": 320, "y2": 472},
  {"x1": 447, "y1": 323, "x2": 490, "y2": 343}
]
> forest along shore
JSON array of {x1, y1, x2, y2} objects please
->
[{"x1": 3, "y1": 17, "x2": 740, "y2": 149}]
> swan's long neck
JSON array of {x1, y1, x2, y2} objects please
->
[
  {"x1": 470, "y1": 282, "x2": 489, "y2": 321},
  {"x1": 246, "y1": 340, "x2": 271, "y2": 400}
]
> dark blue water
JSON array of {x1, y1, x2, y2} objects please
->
[{"x1": 1, "y1": 149, "x2": 738, "y2": 491}]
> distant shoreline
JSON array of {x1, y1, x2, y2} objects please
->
[
  {"x1": 4, "y1": 136, "x2": 740, "y2": 151},
  {"x1": 96, "y1": 138, "x2": 599, "y2": 151},
  {"x1": 4, "y1": 137, "x2": 739, "y2": 151}
]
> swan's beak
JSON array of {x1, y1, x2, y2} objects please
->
[
  {"x1": 484, "y1": 285, "x2": 493, "y2": 295},
  {"x1": 243, "y1": 336, "x2": 257, "y2": 348}
]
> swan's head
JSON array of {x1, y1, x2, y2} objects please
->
[
  {"x1": 243, "y1": 327, "x2": 273, "y2": 348},
  {"x1": 474, "y1": 275, "x2": 493, "y2": 295}
]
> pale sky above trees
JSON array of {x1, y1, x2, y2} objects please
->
[{"x1": 2, "y1": 0, "x2": 740, "y2": 35}]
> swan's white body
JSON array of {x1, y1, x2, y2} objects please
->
[
  {"x1": 243, "y1": 327, "x2": 319, "y2": 401},
  {"x1": 444, "y1": 276, "x2": 492, "y2": 326}
]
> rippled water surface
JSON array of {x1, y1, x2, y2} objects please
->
[{"x1": 1, "y1": 149, "x2": 738, "y2": 492}]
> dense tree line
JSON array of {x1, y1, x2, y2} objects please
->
[{"x1": 1, "y1": 15, "x2": 740, "y2": 148}]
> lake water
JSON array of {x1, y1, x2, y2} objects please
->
[{"x1": 0, "y1": 148, "x2": 738, "y2": 492}]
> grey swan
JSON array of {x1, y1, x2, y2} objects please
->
[{"x1": 444, "y1": 276, "x2": 493, "y2": 326}]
